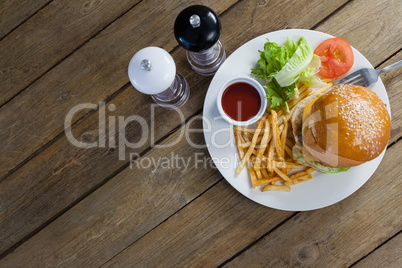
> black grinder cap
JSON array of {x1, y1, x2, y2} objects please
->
[{"x1": 174, "y1": 5, "x2": 221, "y2": 52}]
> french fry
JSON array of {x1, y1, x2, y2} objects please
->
[
  {"x1": 254, "y1": 117, "x2": 270, "y2": 170},
  {"x1": 235, "y1": 126, "x2": 259, "y2": 133},
  {"x1": 244, "y1": 132, "x2": 264, "y2": 146},
  {"x1": 278, "y1": 123, "x2": 284, "y2": 134},
  {"x1": 320, "y1": 78, "x2": 334, "y2": 83},
  {"x1": 270, "y1": 110, "x2": 284, "y2": 160},
  {"x1": 260, "y1": 168, "x2": 270, "y2": 178},
  {"x1": 286, "y1": 138, "x2": 295, "y2": 149},
  {"x1": 284, "y1": 174, "x2": 313, "y2": 185},
  {"x1": 273, "y1": 166, "x2": 291, "y2": 182},
  {"x1": 270, "y1": 177, "x2": 282, "y2": 185},
  {"x1": 288, "y1": 88, "x2": 314, "y2": 110},
  {"x1": 247, "y1": 161, "x2": 258, "y2": 189},
  {"x1": 284, "y1": 144, "x2": 294, "y2": 160},
  {"x1": 262, "y1": 184, "x2": 291, "y2": 192},
  {"x1": 273, "y1": 161, "x2": 307, "y2": 169},
  {"x1": 267, "y1": 139, "x2": 274, "y2": 173},
  {"x1": 289, "y1": 168, "x2": 315, "y2": 180},
  {"x1": 251, "y1": 155, "x2": 263, "y2": 179},
  {"x1": 297, "y1": 84, "x2": 308, "y2": 94},
  {"x1": 236, "y1": 126, "x2": 271, "y2": 134},
  {"x1": 238, "y1": 141, "x2": 251, "y2": 148},
  {"x1": 255, "y1": 170, "x2": 263, "y2": 180},
  {"x1": 254, "y1": 176, "x2": 282, "y2": 187},
  {"x1": 292, "y1": 174, "x2": 313, "y2": 184},
  {"x1": 240, "y1": 133, "x2": 249, "y2": 148},
  {"x1": 255, "y1": 135, "x2": 263, "y2": 145},
  {"x1": 233, "y1": 128, "x2": 245, "y2": 159},
  {"x1": 236, "y1": 116, "x2": 267, "y2": 174},
  {"x1": 280, "y1": 116, "x2": 288, "y2": 160}
]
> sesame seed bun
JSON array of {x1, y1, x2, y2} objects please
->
[{"x1": 302, "y1": 84, "x2": 391, "y2": 168}]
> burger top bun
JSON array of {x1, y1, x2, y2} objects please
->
[{"x1": 302, "y1": 84, "x2": 391, "y2": 168}]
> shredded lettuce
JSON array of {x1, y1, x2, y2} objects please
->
[
  {"x1": 292, "y1": 142, "x2": 350, "y2": 174},
  {"x1": 252, "y1": 37, "x2": 323, "y2": 113}
]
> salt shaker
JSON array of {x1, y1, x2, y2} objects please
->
[
  {"x1": 174, "y1": 5, "x2": 226, "y2": 76},
  {"x1": 128, "y1": 47, "x2": 189, "y2": 109}
]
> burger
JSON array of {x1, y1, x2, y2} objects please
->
[{"x1": 291, "y1": 84, "x2": 391, "y2": 173}]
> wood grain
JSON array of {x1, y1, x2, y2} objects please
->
[
  {"x1": 0, "y1": 0, "x2": 400, "y2": 266},
  {"x1": 0, "y1": 0, "x2": 349, "y2": 256},
  {"x1": 0, "y1": 65, "x2": 212, "y2": 255},
  {"x1": 0, "y1": 0, "x2": 140, "y2": 106},
  {"x1": 379, "y1": 51, "x2": 402, "y2": 144},
  {"x1": 0, "y1": 0, "x2": 51, "y2": 39},
  {"x1": 0, "y1": 118, "x2": 226, "y2": 267},
  {"x1": 315, "y1": 0, "x2": 402, "y2": 66},
  {"x1": 95, "y1": 120, "x2": 401, "y2": 267},
  {"x1": 0, "y1": 0, "x2": 237, "y2": 179},
  {"x1": 0, "y1": 0, "x2": 238, "y2": 255},
  {"x1": 103, "y1": 180, "x2": 293, "y2": 268},
  {"x1": 353, "y1": 232, "x2": 402, "y2": 268},
  {"x1": 222, "y1": 141, "x2": 401, "y2": 267}
]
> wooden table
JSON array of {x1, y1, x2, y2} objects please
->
[{"x1": 0, "y1": 0, "x2": 401, "y2": 267}]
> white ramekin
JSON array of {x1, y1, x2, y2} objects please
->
[{"x1": 216, "y1": 76, "x2": 267, "y2": 126}]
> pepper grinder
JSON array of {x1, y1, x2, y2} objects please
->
[
  {"x1": 174, "y1": 5, "x2": 226, "y2": 76},
  {"x1": 128, "y1": 47, "x2": 189, "y2": 109}
]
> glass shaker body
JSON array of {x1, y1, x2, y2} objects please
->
[{"x1": 186, "y1": 40, "x2": 226, "y2": 76}]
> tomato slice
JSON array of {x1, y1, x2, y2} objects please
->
[{"x1": 314, "y1": 37, "x2": 354, "y2": 79}]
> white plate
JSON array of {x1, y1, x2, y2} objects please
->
[{"x1": 202, "y1": 29, "x2": 391, "y2": 211}]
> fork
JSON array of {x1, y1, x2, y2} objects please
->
[{"x1": 336, "y1": 60, "x2": 402, "y2": 87}]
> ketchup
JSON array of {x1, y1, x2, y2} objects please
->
[{"x1": 221, "y1": 82, "x2": 261, "y2": 121}]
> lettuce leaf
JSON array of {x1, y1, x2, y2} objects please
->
[
  {"x1": 252, "y1": 37, "x2": 322, "y2": 112},
  {"x1": 298, "y1": 55, "x2": 328, "y2": 88},
  {"x1": 274, "y1": 37, "x2": 313, "y2": 87},
  {"x1": 292, "y1": 142, "x2": 350, "y2": 174}
]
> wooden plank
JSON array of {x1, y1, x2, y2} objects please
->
[
  {"x1": 0, "y1": 0, "x2": 51, "y2": 39},
  {"x1": 0, "y1": 70, "x2": 212, "y2": 255},
  {"x1": 0, "y1": 0, "x2": 398, "y2": 264},
  {"x1": 0, "y1": 0, "x2": 349, "y2": 256},
  {"x1": 0, "y1": 0, "x2": 141, "y2": 106},
  {"x1": 0, "y1": 118, "x2": 227, "y2": 267},
  {"x1": 223, "y1": 142, "x2": 401, "y2": 267},
  {"x1": 0, "y1": 0, "x2": 238, "y2": 178},
  {"x1": 314, "y1": 0, "x2": 402, "y2": 66},
  {"x1": 0, "y1": 0, "x2": 239, "y2": 255},
  {"x1": 95, "y1": 127, "x2": 402, "y2": 267},
  {"x1": 104, "y1": 180, "x2": 293, "y2": 268},
  {"x1": 353, "y1": 232, "x2": 402, "y2": 268},
  {"x1": 379, "y1": 52, "x2": 402, "y2": 144}
]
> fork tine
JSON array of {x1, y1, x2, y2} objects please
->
[
  {"x1": 347, "y1": 77, "x2": 366, "y2": 86},
  {"x1": 337, "y1": 76, "x2": 367, "y2": 87},
  {"x1": 348, "y1": 76, "x2": 365, "y2": 83},
  {"x1": 359, "y1": 80, "x2": 370, "y2": 87},
  {"x1": 338, "y1": 73, "x2": 360, "y2": 84},
  {"x1": 339, "y1": 74, "x2": 363, "y2": 84},
  {"x1": 340, "y1": 72, "x2": 358, "y2": 81}
]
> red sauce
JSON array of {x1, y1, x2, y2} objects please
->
[{"x1": 221, "y1": 82, "x2": 261, "y2": 121}]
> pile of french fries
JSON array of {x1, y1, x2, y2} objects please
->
[{"x1": 234, "y1": 82, "x2": 333, "y2": 192}]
